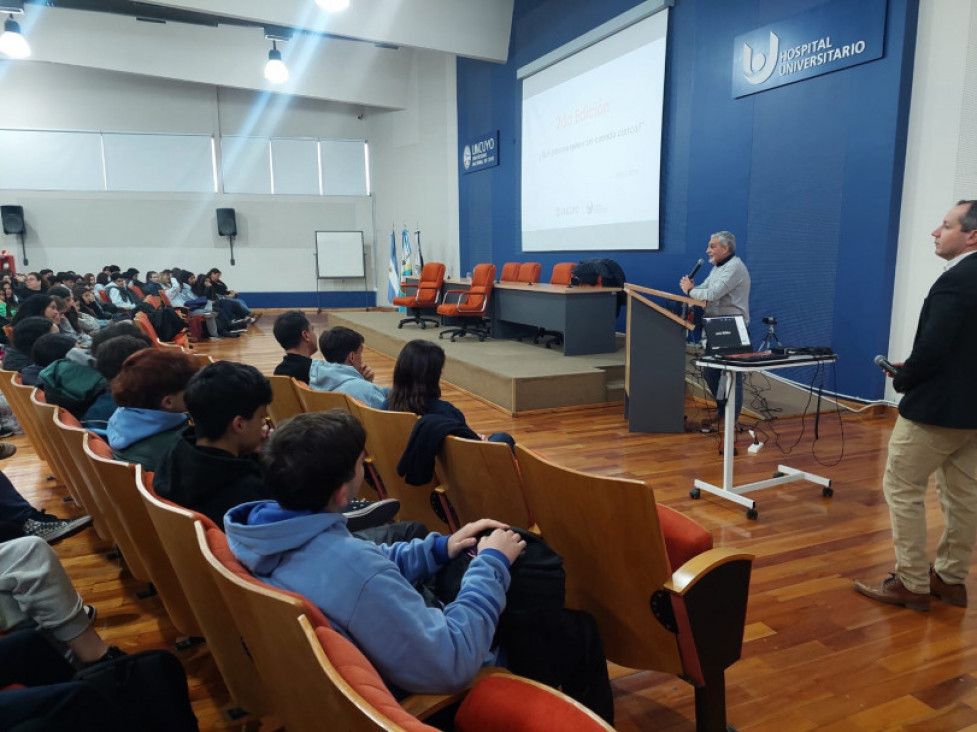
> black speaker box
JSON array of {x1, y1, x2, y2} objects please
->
[
  {"x1": 216, "y1": 208, "x2": 237, "y2": 237},
  {"x1": 1, "y1": 205, "x2": 25, "y2": 235}
]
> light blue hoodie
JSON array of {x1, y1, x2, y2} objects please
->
[
  {"x1": 106, "y1": 407, "x2": 188, "y2": 450},
  {"x1": 308, "y1": 360, "x2": 389, "y2": 409},
  {"x1": 224, "y1": 500, "x2": 511, "y2": 694}
]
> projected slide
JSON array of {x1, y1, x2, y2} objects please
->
[{"x1": 521, "y1": 12, "x2": 667, "y2": 252}]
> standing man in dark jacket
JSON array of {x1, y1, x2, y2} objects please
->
[{"x1": 855, "y1": 200, "x2": 977, "y2": 611}]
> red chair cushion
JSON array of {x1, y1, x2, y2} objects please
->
[
  {"x1": 455, "y1": 675, "x2": 609, "y2": 731},
  {"x1": 314, "y1": 626, "x2": 434, "y2": 731},
  {"x1": 656, "y1": 504, "x2": 713, "y2": 572}
]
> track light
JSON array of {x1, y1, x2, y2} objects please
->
[
  {"x1": 264, "y1": 41, "x2": 288, "y2": 84},
  {"x1": 0, "y1": 14, "x2": 30, "y2": 59},
  {"x1": 316, "y1": 0, "x2": 350, "y2": 11}
]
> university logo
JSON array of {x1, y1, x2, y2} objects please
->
[
  {"x1": 742, "y1": 31, "x2": 779, "y2": 85},
  {"x1": 462, "y1": 145, "x2": 472, "y2": 170}
]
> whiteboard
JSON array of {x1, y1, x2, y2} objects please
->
[{"x1": 316, "y1": 231, "x2": 365, "y2": 278}]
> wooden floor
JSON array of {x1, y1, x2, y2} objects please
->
[{"x1": 11, "y1": 311, "x2": 977, "y2": 731}]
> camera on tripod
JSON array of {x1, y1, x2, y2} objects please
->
[{"x1": 758, "y1": 315, "x2": 783, "y2": 351}]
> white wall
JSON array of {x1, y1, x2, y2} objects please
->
[
  {"x1": 367, "y1": 49, "x2": 462, "y2": 302},
  {"x1": 0, "y1": 62, "x2": 379, "y2": 293},
  {"x1": 0, "y1": 53, "x2": 461, "y2": 300},
  {"x1": 889, "y1": 0, "x2": 977, "y2": 399}
]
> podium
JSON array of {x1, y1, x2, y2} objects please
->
[{"x1": 624, "y1": 284, "x2": 703, "y2": 433}]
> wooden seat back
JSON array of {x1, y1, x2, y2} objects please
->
[
  {"x1": 198, "y1": 522, "x2": 435, "y2": 732},
  {"x1": 50, "y1": 409, "x2": 114, "y2": 544},
  {"x1": 514, "y1": 444, "x2": 754, "y2": 730},
  {"x1": 267, "y1": 374, "x2": 304, "y2": 426},
  {"x1": 436, "y1": 436, "x2": 534, "y2": 531},
  {"x1": 138, "y1": 469, "x2": 271, "y2": 716},
  {"x1": 2, "y1": 370, "x2": 50, "y2": 463},
  {"x1": 294, "y1": 381, "x2": 353, "y2": 413},
  {"x1": 345, "y1": 401, "x2": 445, "y2": 529},
  {"x1": 83, "y1": 436, "x2": 201, "y2": 637},
  {"x1": 28, "y1": 389, "x2": 83, "y2": 506}
]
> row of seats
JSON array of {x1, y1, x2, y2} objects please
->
[
  {"x1": 0, "y1": 368, "x2": 615, "y2": 731},
  {"x1": 269, "y1": 375, "x2": 756, "y2": 731}
]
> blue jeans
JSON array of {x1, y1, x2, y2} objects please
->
[{"x1": 0, "y1": 471, "x2": 33, "y2": 525}]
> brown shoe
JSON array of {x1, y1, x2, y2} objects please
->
[
  {"x1": 853, "y1": 573, "x2": 930, "y2": 612},
  {"x1": 930, "y1": 567, "x2": 967, "y2": 607}
]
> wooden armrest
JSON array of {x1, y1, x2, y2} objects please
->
[
  {"x1": 401, "y1": 666, "x2": 505, "y2": 720},
  {"x1": 665, "y1": 548, "x2": 755, "y2": 595}
]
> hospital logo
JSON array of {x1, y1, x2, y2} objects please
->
[{"x1": 742, "y1": 31, "x2": 779, "y2": 85}]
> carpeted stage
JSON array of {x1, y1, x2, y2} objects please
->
[{"x1": 323, "y1": 310, "x2": 626, "y2": 414}]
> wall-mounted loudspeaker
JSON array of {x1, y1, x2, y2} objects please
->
[
  {"x1": 1, "y1": 206, "x2": 25, "y2": 235},
  {"x1": 216, "y1": 208, "x2": 237, "y2": 237}
]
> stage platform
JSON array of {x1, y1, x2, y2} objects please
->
[{"x1": 323, "y1": 310, "x2": 626, "y2": 414}]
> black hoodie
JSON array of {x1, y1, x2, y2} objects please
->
[{"x1": 153, "y1": 426, "x2": 270, "y2": 528}]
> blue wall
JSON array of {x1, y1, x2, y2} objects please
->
[{"x1": 457, "y1": 0, "x2": 918, "y2": 399}]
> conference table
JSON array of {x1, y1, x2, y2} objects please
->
[
  {"x1": 407, "y1": 276, "x2": 622, "y2": 356},
  {"x1": 490, "y1": 282, "x2": 621, "y2": 356}
]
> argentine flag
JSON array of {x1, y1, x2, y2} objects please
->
[
  {"x1": 401, "y1": 226, "x2": 414, "y2": 279},
  {"x1": 388, "y1": 228, "x2": 400, "y2": 307}
]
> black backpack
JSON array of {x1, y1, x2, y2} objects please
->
[
  {"x1": 73, "y1": 650, "x2": 199, "y2": 732},
  {"x1": 435, "y1": 528, "x2": 566, "y2": 618},
  {"x1": 147, "y1": 306, "x2": 187, "y2": 342}
]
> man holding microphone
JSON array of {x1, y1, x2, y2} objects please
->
[{"x1": 680, "y1": 231, "x2": 752, "y2": 427}]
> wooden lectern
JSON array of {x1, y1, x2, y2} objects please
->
[{"x1": 624, "y1": 284, "x2": 704, "y2": 433}]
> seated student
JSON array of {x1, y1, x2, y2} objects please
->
[
  {"x1": 310, "y1": 326, "x2": 388, "y2": 408},
  {"x1": 226, "y1": 411, "x2": 524, "y2": 694},
  {"x1": 272, "y1": 310, "x2": 318, "y2": 384},
  {"x1": 141, "y1": 271, "x2": 164, "y2": 298},
  {"x1": 153, "y1": 361, "x2": 274, "y2": 527},
  {"x1": 22, "y1": 333, "x2": 76, "y2": 387},
  {"x1": 71, "y1": 285, "x2": 108, "y2": 331},
  {"x1": 166, "y1": 271, "x2": 220, "y2": 339},
  {"x1": 225, "y1": 411, "x2": 613, "y2": 720},
  {"x1": 155, "y1": 361, "x2": 399, "y2": 532},
  {"x1": 84, "y1": 334, "x2": 153, "y2": 428},
  {"x1": 3, "y1": 316, "x2": 58, "y2": 372},
  {"x1": 388, "y1": 340, "x2": 514, "y2": 446},
  {"x1": 10, "y1": 294, "x2": 58, "y2": 326},
  {"x1": 106, "y1": 349, "x2": 199, "y2": 471},
  {"x1": 0, "y1": 536, "x2": 120, "y2": 665},
  {"x1": 207, "y1": 268, "x2": 259, "y2": 323},
  {"x1": 105, "y1": 271, "x2": 137, "y2": 311}
]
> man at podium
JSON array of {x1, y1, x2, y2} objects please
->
[{"x1": 679, "y1": 231, "x2": 752, "y2": 425}]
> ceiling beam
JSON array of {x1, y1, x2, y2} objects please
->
[
  {"x1": 136, "y1": 0, "x2": 514, "y2": 63},
  {"x1": 22, "y1": 6, "x2": 414, "y2": 108}
]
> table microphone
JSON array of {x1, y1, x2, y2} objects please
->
[
  {"x1": 873, "y1": 355, "x2": 899, "y2": 376},
  {"x1": 688, "y1": 258, "x2": 704, "y2": 280}
]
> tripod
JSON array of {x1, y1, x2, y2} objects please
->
[{"x1": 757, "y1": 318, "x2": 784, "y2": 352}]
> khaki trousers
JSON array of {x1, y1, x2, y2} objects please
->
[{"x1": 883, "y1": 415, "x2": 977, "y2": 593}]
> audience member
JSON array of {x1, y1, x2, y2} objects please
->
[
  {"x1": 388, "y1": 340, "x2": 514, "y2": 446},
  {"x1": 0, "y1": 474, "x2": 91, "y2": 544},
  {"x1": 106, "y1": 349, "x2": 199, "y2": 470},
  {"x1": 310, "y1": 326, "x2": 388, "y2": 408},
  {"x1": 22, "y1": 333, "x2": 76, "y2": 387},
  {"x1": 4, "y1": 316, "x2": 58, "y2": 372},
  {"x1": 84, "y1": 334, "x2": 153, "y2": 427},
  {"x1": 105, "y1": 271, "x2": 136, "y2": 311},
  {"x1": 10, "y1": 294, "x2": 57, "y2": 325},
  {"x1": 272, "y1": 310, "x2": 318, "y2": 384},
  {"x1": 225, "y1": 410, "x2": 613, "y2": 721},
  {"x1": 207, "y1": 268, "x2": 259, "y2": 323}
]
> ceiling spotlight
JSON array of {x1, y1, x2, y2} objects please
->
[
  {"x1": 264, "y1": 41, "x2": 289, "y2": 84},
  {"x1": 0, "y1": 14, "x2": 30, "y2": 59},
  {"x1": 316, "y1": 0, "x2": 350, "y2": 11}
]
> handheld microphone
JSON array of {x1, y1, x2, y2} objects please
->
[
  {"x1": 874, "y1": 355, "x2": 899, "y2": 376},
  {"x1": 688, "y1": 258, "x2": 704, "y2": 280}
]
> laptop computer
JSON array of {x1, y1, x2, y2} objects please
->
[{"x1": 702, "y1": 315, "x2": 752, "y2": 356}]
